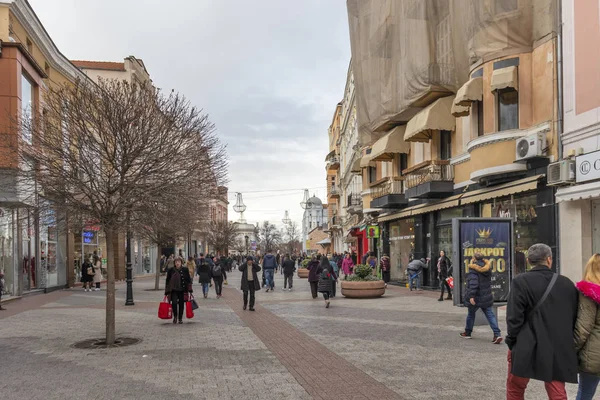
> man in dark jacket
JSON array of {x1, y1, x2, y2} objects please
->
[
  {"x1": 282, "y1": 254, "x2": 296, "y2": 291},
  {"x1": 505, "y1": 243, "x2": 578, "y2": 399},
  {"x1": 262, "y1": 250, "x2": 277, "y2": 292},
  {"x1": 459, "y1": 253, "x2": 502, "y2": 343},
  {"x1": 239, "y1": 257, "x2": 261, "y2": 311}
]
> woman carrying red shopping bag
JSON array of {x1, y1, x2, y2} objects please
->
[{"x1": 164, "y1": 256, "x2": 192, "y2": 324}]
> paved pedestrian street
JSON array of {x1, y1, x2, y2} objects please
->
[{"x1": 0, "y1": 271, "x2": 578, "y2": 400}]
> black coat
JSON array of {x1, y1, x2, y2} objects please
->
[
  {"x1": 196, "y1": 263, "x2": 212, "y2": 284},
  {"x1": 506, "y1": 266, "x2": 578, "y2": 383},
  {"x1": 165, "y1": 266, "x2": 192, "y2": 294},
  {"x1": 239, "y1": 263, "x2": 261, "y2": 291},
  {"x1": 437, "y1": 256, "x2": 451, "y2": 279},
  {"x1": 463, "y1": 260, "x2": 493, "y2": 309},
  {"x1": 282, "y1": 259, "x2": 296, "y2": 276},
  {"x1": 307, "y1": 260, "x2": 322, "y2": 282}
]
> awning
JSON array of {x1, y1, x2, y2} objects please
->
[
  {"x1": 404, "y1": 96, "x2": 455, "y2": 143},
  {"x1": 377, "y1": 193, "x2": 463, "y2": 222},
  {"x1": 370, "y1": 126, "x2": 409, "y2": 161},
  {"x1": 454, "y1": 77, "x2": 483, "y2": 106},
  {"x1": 324, "y1": 149, "x2": 336, "y2": 162},
  {"x1": 360, "y1": 151, "x2": 376, "y2": 168},
  {"x1": 451, "y1": 103, "x2": 470, "y2": 117},
  {"x1": 351, "y1": 157, "x2": 361, "y2": 172},
  {"x1": 317, "y1": 238, "x2": 331, "y2": 245},
  {"x1": 491, "y1": 66, "x2": 518, "y2": 92},
  {"x1": 461, "y1": 174, "x2": 543, "y2": 205},
  {"x1": 556, "y1": 181, "x2": 600, "y2": 203}
]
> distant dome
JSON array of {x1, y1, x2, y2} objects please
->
[{"x1": 308, "y1": 196, "x2": 323, "y2": 207}]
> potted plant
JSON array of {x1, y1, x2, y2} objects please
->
[
  {"x1": 341, "y1": 264, "x2": 386, "y2": 298},
  {"x1": 297, "y1": 258, "x2": 310, "y2": 278}
]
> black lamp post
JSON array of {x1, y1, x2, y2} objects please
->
[
  {"x1": 125, "y1": 223, "x2": 134, "y2": 306},
  {"x1": 245, "y1": 235, "x2": 249, "y2": 255}
]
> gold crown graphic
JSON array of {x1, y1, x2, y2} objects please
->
[{"x1": 476, "y1": 228, "x2": 492, "y2": 239}]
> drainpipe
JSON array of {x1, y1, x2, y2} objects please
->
[{"x1": 555, "y1": 1, "x2": 563, "y2": 273}]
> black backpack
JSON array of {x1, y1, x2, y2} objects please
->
[{"x1": 212, "y1": 263, "x2": 222, "y2": 277}]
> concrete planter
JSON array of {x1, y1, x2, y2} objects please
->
[
  {"x1": 297, "y1": 268, "x2": 309, "y2": 278},
  {"x1": 341, "y1": 280, "x2": 385, "y2": 298}
]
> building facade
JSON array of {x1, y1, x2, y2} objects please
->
[
  {"x1": 301, "y1": 196, "x2": 327, "y2": 253},
  {"x1": 556, "y1": 0, "x2": 600, "y2": 283},
  {"x1": 325, "y1": 103, "x2": 342, "y2": 253}
]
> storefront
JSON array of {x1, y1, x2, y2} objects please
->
[
  {"x1": 0, "y1": 208, "x2": 16, "y2": 297},
  {"x1": 379, "y1": 174, "x2": 557, "y2": 286},
  {"x1": 74, "y1": 223, "x2": 107, "y2": 283}
]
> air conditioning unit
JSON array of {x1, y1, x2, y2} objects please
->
[
  {"x1": 515, "y1": 133, "x2": 546, "y2": 161},
  {"x1": 547, "y1": 160, "x2": 575, "y2": 186}
]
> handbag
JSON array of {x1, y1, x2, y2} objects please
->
[
  {"x1": 158, "y1": 296, "x2": 173, "y2": 320},
  {"x1": 446, "y1": 276, "x2": 454, "y2": 289},
  {"x1": 185, "y1": 300, "x2": 194, "y2": 319},
  {"x1": 190, "y1": 294, "x2": 199, "y2": 311}
]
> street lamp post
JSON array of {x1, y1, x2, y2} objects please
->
[
  {"x1": 245, "y1": 235, "x2": 249, "y2": 255},
  {"x1": 125, "y1": 215, "x2": 134, "y2": 306}
]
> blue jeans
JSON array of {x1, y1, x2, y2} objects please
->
[
  {"x1": 201, "y1": 283, "x2": 209, "y2": 295},
  {"x1": 409, "y1": 272, "x2": 421, "y2": 290},
  {"x1": 577, "y1": 372, "x2": 600, "y2": 400},
  {"x1": 264, "y1": 269, "x2": 274, "y2": 289},
  {"x1": 465, "y1": 305, "x2": 501, "y2": 336}
]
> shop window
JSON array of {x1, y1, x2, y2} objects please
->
[
  {"x1": 368, "y1": 166, "x2": 377, "y2": 183},
  {"x1": 21, "y1": 73, "x2": 34, "y2": 145},
  {"x1": 439, "y1": 130, "x2": 452, "y2": 161},
  {"x1": 497, "y1": 88, "x2": 519, "y2": 131},
  {"x1": 475, "y1": 101, "x2": 484, "y2": 137}
]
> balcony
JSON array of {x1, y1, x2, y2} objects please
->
[
  {"x1": 329, "y1": 185, "x2": 341, "y2": 198},
  {"x1": 369, "y1": 177, "x2": 408, "y2": 209},
  {"x1": 345, "y1": 193, "x2": 363, "y2": 215},
  {"x1": 329, "y1": 216, "x2": 342, "y2": 230},
  {"x1": 326, "y1": 155, "x2": 340, "y2": 171},
  {"x1": 404, "y1": 160, "x2": 454, "y2": 199}
]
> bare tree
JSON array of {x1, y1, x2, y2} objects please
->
[
  {"x1": 21, "y1": 78, "x2": 227, "y2": 344},
  {"x1": 206, "y1": 220, "x2": 239, "y2": 256},
  {"x1": 258, "y1": 221, "x2": 282, "y2": 252},
  {"x1": 283, "y1": 221, "x2": 301, "y2": 254}
]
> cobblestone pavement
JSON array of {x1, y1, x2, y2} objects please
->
[{"x1": 0, "y1": 270, "x2": 578, "y2": 399}]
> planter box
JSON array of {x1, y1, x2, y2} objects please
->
[
  {"x1": 297, "y1": 268, "x2": 309, "y2": 278},
  {"x1": 341, "y1": 280, "x2": 385, "y2": 298}
]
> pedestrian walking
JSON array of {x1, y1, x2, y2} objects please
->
[
  {"x1": 329, "y1": 256, "x2": 339, "y2": 297},
  {"x1": 164, "y1": 256, "x2": 192, "y2": 324},
  {"x1": 239, "y1": 256, "x2": 261, "y2": 311},
  {"x1": 196, "y1": 258, "x2": 211, "y2": 299},
  {"x1": 318, "y1": 256, "x2": 337, "y2": 308},
  {"x1": 212, "y1": 256, "x2": 224, "y2": 299},
  {"x1": 165, "y1": 254, "x2": 175, "y2": 271},
  {"x1": 159, "y1": 254, "x2": 166, "y2": 273},
  {"x1": 262, "y1": 250, "x2": 277, "y2": 292},
  {"x1": 81, "y1": 255, "x2": 94, "y2": 292},
  {"x1": 276, "y1": 251, "x2": 282, "y2": 275},
  {"x1": 407, "y1": 258, "x2": 428, "y2": 291},
  {"x1": 367, "y1": 252, "x2": 377, "y2": 270},
  {"x1": 93, "y1": 254, "x2": 102, "y2": 291},
  {"x1": 459, "y1": 253, "x2": 502, "y2": 344},
  {"x1": 341, "y1": 253, "x2": 354, "y2": 280},
  {"x1": 380, "y1": 253, "x2": 391, "y2": 287},
  {"x1": 574, "y1": 254, "x2": 600, "y2": 400},
  {"x1": 505, "y1": 243, "x2": 578, "y2": 399},
  {"x1": 0, "y1": 271, "x2": 5, "y2": 310},
  {"x1": 186, "y1": 256, "x2": 196, "y2": 280},
  {"x1": 282, "y1": 254, "x2": 296, "y2": 291},
  {"x1": 307, "y1": 255, "x2": 322, "y2": 299},
  {"x1": 437, "y1": 250, "x2": 452, "y2": 301}
]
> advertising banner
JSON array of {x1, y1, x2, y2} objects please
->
[
  {"x1": 366, "y1": 225, "x2": 380, "y2": 239},
  {"x1": 453, "y1": 218, "x2": 513, "y2": 303}
]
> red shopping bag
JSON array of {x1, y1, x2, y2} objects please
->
[
  {"x1": 446, "y1": 277, "x2": 454, "y2": 289},
  {"x1": 185, "y1": 300, "x2": 194, "y2": 319},
  {"x1": 158, "y1": 296, "x2": 173, "y2": 320}
]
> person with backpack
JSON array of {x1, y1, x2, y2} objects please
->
[
  {"x1": 282, "y1": 254, "x2": 296, "y2": 291},
  {"x1": 262, "y1": 250, "x2": 277, "y2": 292},
  {"x1": 196, "y1": 258, "x2": 212, "y2": 299},
  {"x1": 318, "y1": 256, "x2": 337, "y2": 308},
  {"x1": 459, "y1": 253, "x2": 502, "y2": 344},
  {"x1": 81, "y1": 255, "x2": 95, "y2": 292},
  {"x1": 239, "y1": 256, "x2": 261, "y2": 311},
  {"x1": 380, "y1": 253, "x2": 391, "y2": 287},
  {"x1": 505, "y1": 243, "x2": 578, "y2": 399},
  {"x1": 328, "y1": 256, "x2": 339, "y2": 297},
  {"x1": 211, "y1": 256, "x2": 224, "y2": 299},
  {"x1": 574, "y1": 254, "x2": 600, "y2": 400}
]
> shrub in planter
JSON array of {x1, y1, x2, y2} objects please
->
[
  {"x1": 297, "y1": 258, "x2": 310, "y2": 278},
  {"x1": 341, "y1": 264, "x2": 385, "y2": 298}
]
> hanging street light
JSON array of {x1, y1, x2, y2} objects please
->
[
  {"x1": 233, "y1": 192, "x2": 247, "y2": 214},
  {"x1": 300, "y1": 189, "x2": 312, "y2": 210},
  {"x1": 282, "y1": 210, "x2": 291, "y2": 225}
]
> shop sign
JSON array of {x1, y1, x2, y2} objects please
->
[
  {"x1": 576, "y1": 150, "x2": 600, "y2": 183},
  {"x1": 366, "y1": 225, "x2": 380, "y2": 238},
  {"x1": 83, "y1": 230, "x2": 96, "y2": 244},
  {"x1": 452, "y1": 218, "x2": 513, "y2": 304}
]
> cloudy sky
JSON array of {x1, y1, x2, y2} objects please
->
[{"x1": 29, "y1": 0, "x2": 351, "y2": 228}]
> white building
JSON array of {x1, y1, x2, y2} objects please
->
[
  {"x1": 232, "y1": 222, "x2": 258, "y2": 255},
  {"x1": 301, "y1": 196, "x2": 327, "y2": 252},
  {"x1": 556, "y1": 0, "x2": 600, "y2": 282}
]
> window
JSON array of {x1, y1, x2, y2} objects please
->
[
  {"x1": 398, "y1": 153, "x2": 408, "y2": 176},
  {"x1": 439, "y1": 131, "x2": 452, "y2": 161},
  {"x1": 368, "y1": 166, "x2": 377, "y2": 183},
  {"x1": 21, "y1": 73, "x2": 33, "y2": 145},
  {"x1": 475, "y1": 101, "x2": 484, "y2": 137},
  {"x1": 497, "y1": 88, "x2": 519, "y2": 131}
]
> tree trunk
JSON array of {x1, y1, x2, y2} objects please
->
[
  {"x1": 154, "y1": 244, "x2": 162, "y2": 291},
  {"x1": 105, "y1": 226, "x2": 116, "y2": 345}
]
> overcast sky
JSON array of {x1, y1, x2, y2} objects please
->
[{"x1": 29, "y1": 0, "x2": 351, "y2": 228}]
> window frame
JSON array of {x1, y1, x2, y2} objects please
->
[
  {"x1": 368, "y1": 166, "x2": 377, "y2": 184},
  {"x1": 496, "y1": 87, "x2": 519, "y2": 132},
  {"x1": 439, "y1": 130, "x2": 452, "y2": 161}
]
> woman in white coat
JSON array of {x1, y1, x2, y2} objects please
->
[{"x1": 93, "y1": 255, "x2": 103, "y2": 291}]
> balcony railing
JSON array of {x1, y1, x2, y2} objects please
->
[
  {"x1": 329, "y1": 185, "x2": 341, "y2": 197},
  {"x1": 403, "y1": 160, "x2": 454, "y2": 189},
  {"x1": 371, "y1": 177, "x2": 405, "y2": 199},
  {"x1": 326, "y1": 156, "x2": 340, "y2": 170}
]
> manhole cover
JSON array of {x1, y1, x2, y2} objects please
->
[{"x1": 72, "y1": 337, "x2": 141, "y2": 349}]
